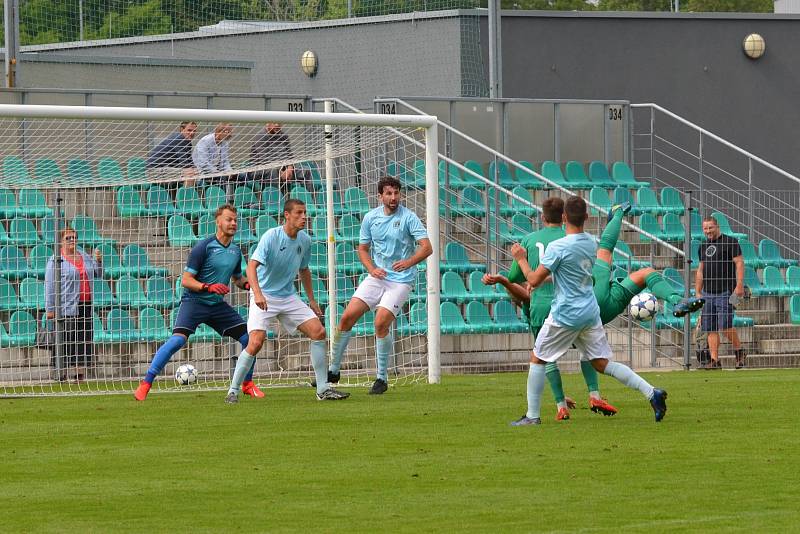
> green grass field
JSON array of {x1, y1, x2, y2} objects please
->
[{"x1": 2, "y1": 369, "x2": 799, "y2": 533}]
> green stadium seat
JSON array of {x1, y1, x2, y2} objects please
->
[
  {"x1": 761, "y1": 266, "x2": 789, "y2": 296},
  {"x1": 9, "y1": 218, "x2": 41, "y2": 246},
  {"x1": 0, "y1": 188, "x2": 20, "y2": 218},
  {"x1": 488, "y1": 161, "x2": 518, "y2": 188},
  {"x1": 610, "y1": 161, "x2": 649, "y2": 188},
  {"x1": 106, "y1": 308, "x2": 142, "y2": 343},
  {"x1": 515, "y1": 161, "x2": 546, "y2": 189},
  {"x1": 397, "y1": 302, "x2": 427, "y2": 336},
  {"x1": 127, "y1": 157, "x2": 147, "y2": 183},
  {"x1": 0, "y1": 277, "x2": 20, "y2": 311},
  {"x1": 441, "y1": 271, "x2": 469, "y2": 304},
  {"x1": 95, "y1": 243, "x2": 129, "y2": 279},
  {"x1": 146, "y1": 275, "x2": 176, "y2": 308},
  {"x1": 493, "y1": 299, "x2": 528, "y2": 333},
  {"x1": 98, "y1": 157, "x2": 125, "y2": 182},
  {"x1": 234, "y1": 218, "x2": 258, "y2": 246},
  {"x1": 259, "y1": 187, "x2": 283, "y2": 216},
  {"x1": 139, "y1": 307, "x2": 171, "y2": 342},
  {"x1": 3, "y1": 155, "x2": 29, "y2": 185},
  {"x1": 540, "y1": 161, "x2": 572, "y2": 189},
  {"x1": 588, "y1": 161, "x2": 613, "y2": 188},
  {"x1": 309, "y1": 243, "x2": 328, "y2": 275},
  {"x1": 786, "y1": 265, "x2": 800, "y2": 293},
  {"x1": 116, "y1": 185, "x2": 146, "y2": 218},
  {"x1": 203, "y1": 185, "x2": 228, "y2": 213},
  {"x1": 334, "y1": 274, "x2": 356, "y2": 303},
  {"x1": 589, "y1": 187, "x2": 612, "y2": 217},
  {"x1": 758, "y1": 239, "x2": 797, "y2": 268},
  {"x1": 663, "y1": 267, "x2": 687, "y2": 294},
  {"x1": 0, "y1": 221, "x2": 10, "y2": 244},
  {"x1": 289, "y1": 185, "x2": 320, "y2": 216},
  {"x1": 744, "y1": 267, "x2": 767, "y2": 296},
  {"x1": 175, "y1": 187, "x2": 205, "y2": 219},
  {"x1": 691, "y1": 239, "x2": 701, "y2": 266},
  {"x1": 711, "y1": 212, "x2": 747, "y2": 240},
  {"x1": 636, "y1": 187, "x2": 665, "y2": 216},
  {"x1": 40, "y1": 215, "x2": 65, "y2": 244},
  {"x1": 487, "y1": 215, "x2": 516, "y2": 245},
  {"x1": 661, "y1": 213, "x2": 687, "y2": 242},
  {"x1": 297, "y1": 161, "x2": 322, "y2": 191},
  {"x1": 28, "y1": 244, "x2": 52, "y2": 278},
  {"x1": 67, "y1": 158, "x2": 95, "y2": 183},
  {"x1": 438, "y1": 161, "x2": 470, "y2": 189},
  {"x1": 122, "y1": 244, "x2": 168, "y2": 277},
  {"x1": 457, "y1": 160, "x2": 484, "y2": 190},
  {"x1": 660, "y1": 187, "x2": 685, "y2": 215},
  {"x1": 233, "y1": 185, "x2": 262, "y2": 217},
  {"x1": 197, "y1": 213, "x2": 216, "y2": 238},
  {"x1": 335, "y1": 243, "x2": 365, "y2": 275},
  {"x1": 310, "y1": 217, "x2": 333, "y2": 242},
  {"x1": 565, "y1": 161, "x2": 598, "y2": 188},
  {"x1": 1, "y1": 310, "x2": 37, "y2": 347},
  {"x1": 115, "y1": 275, "x2": 149, "y2": 307},
  {"x1": 790, "y1": 295, "x2": 800, "y2": 325},
  {"x1": 453, "y1": 186, "x2": 485, "y2": 218},
  {"x1": 737, "y1": 239, "x2": 765, "y2": 270},
  {"x1": 353, "y1": 309, "x2": 375, "y2": 336},
  {"x1": 487, "y1": 187, "x2": 514, "y2": 217},
  {"x1": 324, "y1": 304, "x2": 345, "y2": 331},
  {"x1": 342, "y1": 187, "x2": 370, "y2": 215},
  {"x1": 509, "y1": 213, "x2": 533, "y2": 241},
  {"x1": 306, "y1": 277, "x2": 328, "y2": 305},
  {"x1": 167, "y1": 215, "x2": 197, "y2": 247},
  {"x1": 91, "y1": 313, "x2": 111, "y2": 344},
  {"x1": 509, "y1": 186, "x2": 538, "y2": 216},
  {"x1": 638, "y1": 213, "x2": 662, "y2": 243},
  {"x1": 145, "y1": 185, "x2": 177, "y2": 217},
  {"x1": 92, "y1": 277, "x2": 116, "y2": 308},
  {"x1": 465, "y1": 301, "x2": 494, "y2": 333},
  {"x1": 465, "y1": 270, "x2": 501, "y2": 302},
  {"x1": 0, "y1": 245, "x2": 30, "y2": 279},
  {"x1": 440, "y1": 301, "x2": 467, "y2": 334},
  {"x1": 690, "y1": 211, "x2": 705, "y2": 240},
  {"x1": 335, "y1": 214, "x2": 359, "y2": 243},
  {"x1": 34, "y1": 158, "x2": 62, "y2": 183},
  {"x1": 612, "y1": 187, "x2": 642, "y2": 216},
  {"x1": 71, "y1": 215, "x2": 115, "y2": 247},
  {"x1": 251, "y1": 214, "x2": 276, "y2": 238},
  {"x1": 18, "y1": 189, "x2": 52, "y2": 217},
  {"x1": 443, "y1": 242, "x2": 485, "y2": 273},
  {"x1": 409, "y1": 273, "x2": 428, "y2": 302},
  {"x1": 405, "y1": 160, "x2": 425, "y2": 189},
  {"x1": 613, "y1": 241, "x2": 649, "y2": 270}
]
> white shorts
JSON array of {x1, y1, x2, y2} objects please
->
[
  {"x1": 533, "y1": 315, "x2": 613, "y2": 363},
  {"x1": 247, "y1": 294, "x2": 318, "y2": 335},
  {"x1": 352, "y1": 275, "x2": 413, "y2": 317}
]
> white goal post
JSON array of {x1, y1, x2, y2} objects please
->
[{"x1": 0, "y1": 103, "x2": 440, "y2": 396}]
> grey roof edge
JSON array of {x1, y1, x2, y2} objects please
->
[
  {"x1": 16, "y1": 52, "x2": 253, "y2": 69},
  {"x1": 489, "y1": 9, "x2": 800, "y2": 20}
]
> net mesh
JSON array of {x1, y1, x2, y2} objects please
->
[{"x1": 0, "y1": 112, "x2": 432, "y2": 396}]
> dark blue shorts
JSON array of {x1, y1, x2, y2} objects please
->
[
  {"x1": 173, "y1": 299, "x2": 246, "y2": 338},
  {"x1": 701, "y1": 292, "x2": 734, "y2": 332}
]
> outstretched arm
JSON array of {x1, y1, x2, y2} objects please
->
[{"x1": 482, "y1": 273, "x2": 530, "y2": 305}]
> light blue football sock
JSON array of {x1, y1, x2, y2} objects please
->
[
  {"x1": 526, "y1": 363, "x2": 546, "y2": 420},
  {"x1": 310, "y1": 340, "x2": 328, "y2": 395},
  {"x1": 228, "y1": 351, "x2": 254, "y2": 395},
  {"x1": 237, "y1": 333, "x2": 255, "y2": 382},
  {"x1": 375, "y1": 333, "x2": 393, "y2": 382},
  {"x1": 145, "y1": 335, "x2": 187, "y2": 383},
  {"x1": 603, "y1": 361, "x2": 655, "y2": 399},
  {"x1": 329, "y1": 329, "x2": 353, "y2": 374}
]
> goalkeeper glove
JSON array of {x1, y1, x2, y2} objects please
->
[{"x1": 203, "y1": 283, "x2": 230, "y2": 295}]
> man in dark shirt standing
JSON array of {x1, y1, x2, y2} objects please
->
[
  {"x1": 146, "y1": 121, "x2": 198, "y2": 186},
  {"x1": 250, "y1": 122, "x2": 293, "y2": 165},
  {"x1": 696, "y1": 216, "x2": 746, "y2": 369}
]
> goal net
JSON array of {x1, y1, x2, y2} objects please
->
[{"x1": 0, "y1": 104, "x2": 439, "y2": 397}]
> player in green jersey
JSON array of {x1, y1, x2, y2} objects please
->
[{"x1": 485, "y1": 198, "x2": 704, "y2": 420}]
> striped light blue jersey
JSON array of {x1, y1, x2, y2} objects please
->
[
  {"x1": 359, "y1": 204, "x2": 428, "y2": 284},
  {"x1": 539, "y1": 232, "x2": 600, "y2": 328},
  {"x1": 250, "y1": 226, "x2": 311, "y2": 298},
  {"x1": 183, "y1": 236, "x2": 243, "y2": 305}
]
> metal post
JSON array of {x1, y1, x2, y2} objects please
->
[
  {"x1": 424, "y1": 124, "x2": 441, "y2": 384},
  {"x1": 748, "y1": 158, "x2": 754, "y2": 235},
  {"x1": 4, "y1": 0, "x2": 19, "y2": 88},
  {"x1": 488, "y1": 0, "x2": 502, "y2": 98},
  {"x1": 683, "y1": 191, "x2": 694, "y2": 369},
  {"x1": 649, "y1": 106, "x2": 655, "y2": 184},
  {"x1": 53, "y1": 193, "x2": 64, "y2": 380},
  {"x1": 347, "y1": 0, "x2": 352, "y2": 18},
  {"x1": 324, "y1": 100, "x2": 337, "y2": 349},
  {"x1": 553, "y1": 103, "x2": 560, "y2": 164},
  {"x1": 698, "y1": 131, "x2": 704, "y2": 213},
  {"x1": 79, "y1": 0, "x2": 84, "y2": 41}
]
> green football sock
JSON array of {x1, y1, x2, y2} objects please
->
[
  {"x1": 580, "y1": 360, "x2": 599, "y2": 393},
  {"x1": 645, "y1": 271, "x2": 682, "y2": 305},
  {"x1": 545, "y1": 362, "x2": 565, "y2": 404},
  {"x1": 599, "y1": 208, "x2": 624, "y2": 253}
]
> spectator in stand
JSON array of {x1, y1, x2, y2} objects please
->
[
  {"x1": 146, "y1": 121, "x2": 198, "y2": 186},
  {"x1": 45, "y1": 228, "x2": 103, "y2": 382},
  {"x1": 696, "y1": 216, "x2": 746, "y2": 369},
  {"x1": 250, "y1": 122, "x2": 293, "y2": 165},
  {"x1": 192, "y1": 123, "x2": 234, "y2": 182}
]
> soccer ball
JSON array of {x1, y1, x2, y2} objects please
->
[
  {"x1": 175, "y1": 364, "x2": 198, "y2": 385},
  {"x1": 629, "y1": 292, "x2": 659, "y2": 322}
]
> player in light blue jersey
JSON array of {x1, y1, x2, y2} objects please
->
[
  {"x1": 509, "y1": 196, "x2": 668, "y2": 425},
  {"x1": 134, "y1": 205, "x2": 255, "y2": 401},
  {"x1": 225, "y1": 198, "x2": 349, "y2": 402},
  {"x1": 327, "y1": 176, "x2": 432, "y2": 394}
]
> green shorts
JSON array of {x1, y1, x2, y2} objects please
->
[
  {"x1": 527, "y1": 297, "x2": 551, "y2": 340},
  {"x1": 593, "y1": 259, "x2": 641, "y2": 324}
]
